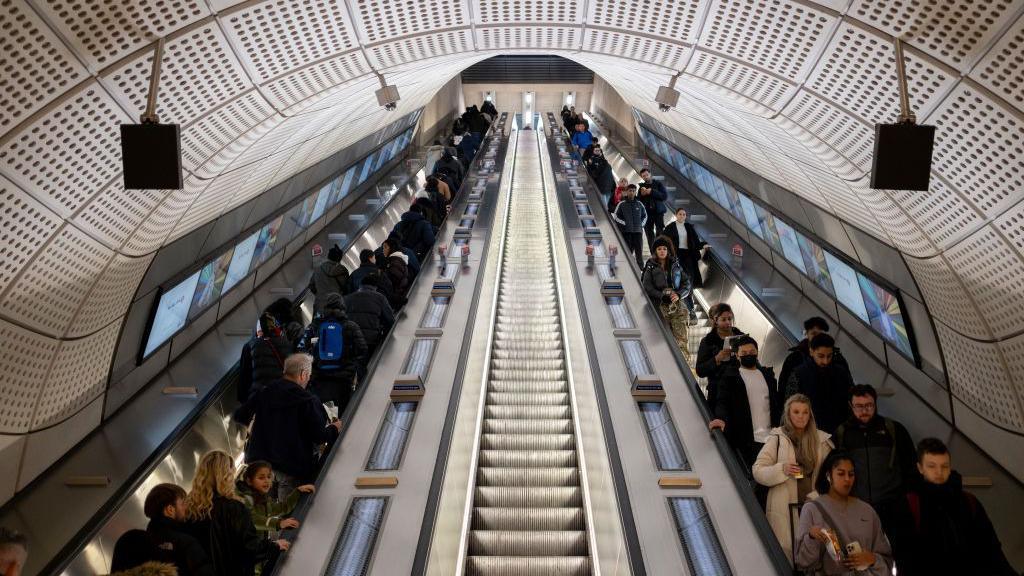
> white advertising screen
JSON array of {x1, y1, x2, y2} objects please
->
[
  {"x1": 825, "y1": 252, "x2": 869, "y2": 322},
  {"x1": 774, "y1": 219, "x2": 807, "y2": 274},
  {"x1": 144, "y1": 271, "x2": 201, "y2": 357},
  {"x1": 222, "y1": 230, "x2": 259, "y2": 293},
  {"x1": 739, "y1": 195, "x2": 764, "y2": 239}
]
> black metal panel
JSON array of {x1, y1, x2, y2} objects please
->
[{"x1": 461, "y1": 55, "x2": 594, "y2": 84}]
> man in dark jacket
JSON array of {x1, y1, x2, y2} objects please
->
[
  {"x1": 585, "y1": 145, "x2": 616, "y2": 198},
  {"x1": 834, "y1": 384, "x2": 917, "y2": 539},
  {"x1": 237, "y1": 312, "x2": 291, "y2": 402},
  {"x1": 611, "y1": 185, "x2": 647, "y2": 268},
  {"x1": 393, "y1": 204, "x2": 435, "y2": 261},
  {"x1": 304, "y1": 293, "x2": 368, "y2": 409},
  {"x1": 637, "y1": 168, "x2": 668, "y2": 251},
  {"x1": 709, "y1": 336, "x2": 783, "y2": 469},
  {"x1": 785, "y1": 332, "x2": 853, "y2": 434},
  {"x1": 434, "y1": 147, "x2": 464, "y2": 190},
  {"x1": 778, "y1": 316, "x2": 850, "y2": 392},
  {"x1": 892, "y1": 438, "x2": 1016, "y2": 576},
  {"x1": 344, "y1": 273, "x2": 394, "y2": 357},
  {"x1": 379, "y1": 238, "x2": 411, "y2": 306},
  {"x1": 234, "y1": 353, "x2": 341, "y2": 496},
  {"x1": 143, "y1": 483, "x2": 215, "y2": 576},
  {"x1": 374, "y1": 234, "x2": 421, "y2": 278},
  {"x1": 308, "y1": 244, "x2": 349, "y2": 313},
  {"x1": 348, "y1": 249, "x2": 379, "y2": 292}
]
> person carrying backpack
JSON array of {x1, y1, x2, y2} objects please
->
[
  {"x1": 393, "y1": 204, "x2": 435, "y2": 261},
  {"x1": 238, "y1": 313, "x2": 291, "y2": 403},
  {"x1": 303, "y1": 293, "x2": 367, "y2": 409}
]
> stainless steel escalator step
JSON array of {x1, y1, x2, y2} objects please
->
[
  {"x1": 487, "y1": 381, "x2": 567, "y2": 394},
  {"x1": 494, "y1": 331, "x2": 561, "y2": 342},
  {"x1": 491, "y1": 359, "x2": 564, "y2": 370},
  {"x1": 481, "y1": 433, "x2": 576, "y2": 451},
  {"x1": 466, "y1": 556, "x2": 590, "y2": 576},
  {"x1": 492, "y1": 349, "x2": 563, "y2": 360},
  {"x1": 484, "y1": 404, "x2": 571, "y2": 420},
  {"x1": 474, "y1": 486, "x2": 582, "y2": 508},
  {"x1": 468, "y1": 530, "x2": 588, "y2": 556},
  {"x1": 472, "y1": 507, "x2": 584, "y2": 531},
  {"x1": 486, "y1": 392, "x2": 568, "y2": 405},
  {"x1": 477, "y1": 467, "x2": 579, "y2": 487},
  {"x1": 483, "y1": 418, "x2": 573, "y2": 434},
  {"x1": 478, "y1": 450, "x2": 577, "y2": 468},
  {"x1": 490, "y1": 369, "x2": 565, "y2": 381}
]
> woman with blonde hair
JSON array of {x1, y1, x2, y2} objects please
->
[
  {"x1": 753, "y1": 394, "x2": 833, "y2": 563},
  {"x1": 186, "y1": 451, "x2": 288, "y2": 576}
]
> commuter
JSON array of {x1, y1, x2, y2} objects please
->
[
  {"x1": 778, "y1": 317, "x2": 850, "y2": 393},
  {"x1": 610, "y1": 184, "x2": 647, "y2": 268},
  {"x1": 833, "y1": 384, "x2": 916, "y2": 539},
  {"x1": 185, "y1": 451, "x2": 286, "y2": 576},
  {"x1": 695, "y1": 302, "x2": 743, "y2": 411},
  {"x1": 637, "y1": 168, "x2": 668, "y2": 251},
  {"x1": 433, "y1": 147, "x2": 464, "y2": 190},
  {"x1": 308, "y1": 244, "x2": 350, "y2": 313},
  {"x1": 425, "y1": 174, "x2": 451, "y2": 215},
  {"x1": 708, "y1": 336, "x2": 783, "y2": 471},
  {"x1": 457, "y1": 129, "x2": 479, "y2": 161},
  {"x1": 413, "y1": 194, "x2": 442, "y2": 230},
  {"x1": 607, "y1": 177, "x2": 628, "y2": 214},
  {"x1": 236, "y1": 461, "x2": 314, "y2": 537},
  {"x1": 795, "y1": 451, "x2": 893, "y2": 576},
  {"x1": 126, "y1": 483, "x2": 215, "y2": 576},
  {"x1": 304, "y1": 294, "x2": 368, "y2": 408},
  {"x1": 393, "y1": 204, "x2": 435, "y2": 262},
  {"x1": 585, "y1": 145, "x2": 616, "y2": 199},
  {"x1": 233, "y1": 354, "x2": 342, "y2": 499},
  {"x1": 662, "y1": 207, "x2": 706, "y2": 303},
  {"x1": 264, "y1": 298, "x2": 303, "y2": 351},
  {"x1": 642, "y1": 237, "x2": 692, "y2": 355},
  {"x1": 237, "y1": 313, "x2": 290, "y2": 403},
  {"x1": 344, "y1": 273, "x2": 395, "y2": 356},
  {"x1": 892, "y1": 438, "x2": 1016, "y2": 576},
  {"x1": 753, "y1": 394, "x2": 833, "y2": 563},
  {"x1": 0, "y1": 528, "x2": 27, "y2": 576},
  {"x1": 374, "y1": 234, "x2": 420, "y2": 279},
  {"x1": 347, "y1": 249, "x2": 379, "y2": 292},
  {"x1": 785, "y1": 333, "x2": 854, "y2": 434},
  {"x1": 560, "y1": 106, "x2": 572, "y2": 131},
  {"x1": 380, "y1": 238, "x2": 411, "y2": 305},
  {"x1": 570, "y1": 123, "x2": 593, "y2": 157},
  {"x1": 481, "y1": 99, "x2": 497, "y2": 118},
  {"x1": 423, "y1": 140, "x2": 445, "y2": 177}
]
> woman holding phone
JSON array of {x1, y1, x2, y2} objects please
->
[{"x1": 695, "y1": 302, "x2": 743, "y2": 411}]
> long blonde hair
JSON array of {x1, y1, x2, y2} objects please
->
[
  {"x1": 781, "y1": 394, "x2": 819, "y2": 474},
  {"x1": 186, "y1": 450, "x2": 241, "y2": 521}
]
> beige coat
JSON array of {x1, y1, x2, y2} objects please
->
[{"x1": 753, "y1": 427, "x2": 833, "y2": 564}]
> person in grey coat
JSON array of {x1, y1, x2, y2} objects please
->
[
  {"x1": 309, "y1": 244, "x2": 349, "y2": 313},
  {"x1": 611, "y1": 184, "x2": 647, "y2": 267}
]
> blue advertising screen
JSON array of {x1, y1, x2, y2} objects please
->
[
  {"x1": 310, "y1": 184, "x2": 331, "y2": 223},
  {"x1": 858, "y1": 274, "x2": 913, "y2": 356},
  {"x1": 332, "y1": 168, "x2": 355, "y2": 206},
  {"x1": 223, "y1": 230, "x2": 259, "y2": 293},
  {"x1": 358, "y1": 153, "x2": 376, "y2": 184},
  {"x1": 144, "y1": 271, "x2": 201, "y2": 357},
  {"x1": 252, "y1": 215, "x2": 283, "y2": 266},
  {"x1": 773, "y1": 218, "x2": 807, "y2": 274},
  {"x1": 739, "y1": 195, "x2": 764, "y2": 239}
]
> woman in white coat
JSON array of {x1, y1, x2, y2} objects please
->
[{"x1": 753, "y1": 393, "x2": 833, "y2": 563}]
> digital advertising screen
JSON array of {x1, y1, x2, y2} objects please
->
[
  {"x1": 358, "y1": 153, "x2": 376, "y2": 184},
  {"x1": 223, "y1": 230, "x2": 259, "y2": 293},
  {"x1": 720, "y1": 181, "x2": 744, "y2": 220},
  {"x1": 858, "y1": 274, "x2": 913, "y2": 357},
  {"x1": 189, "y1": 249, "x2": 233, "y2": 319},
  {"x1": 739, "y1": 195, "x2": 764, "y2": 239},
  {"x1": 824, "y1": 252, "x2": 868, "y2": 322},
  {"x1": 773, "y1": 218, "x2": 807, "y2": 274},
  {"x1": 310, "y1": 184, "x2": 331, "y2": 223},
  {"x1": 760, "y1": 212, "x2": 783, "y2": 252},
  {"x1": 143, "y1": 271, "x2": 201, "y2": 358},
  {"x1": 332, "y1": 168, "x2": 355, "y2": 206},
  {"x1": 252, "y1": 215, "x2": 283, "y2": 266},
  {"x1": 797, "y1": 233, "x2": 833, "y2": 296}
]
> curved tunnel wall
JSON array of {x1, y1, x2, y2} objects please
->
[{"x1": 0, "y1": 0, "x2": 1022, "y2": 503}]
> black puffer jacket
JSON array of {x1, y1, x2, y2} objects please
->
[
  {"x1": 393, "y1": 211, "x2": 435, "y2": 260},
  {"x1": 382, "y1": 253, "x2": 410, "y2": 301},
  {"x1": 187, "y1": 496, "x2": 278, "y2": 576},
  {"x1": 611, "y1": 197, "x2": 647, "y2": 233},
  {"x1": 233, "y1": 378, "x2": 338, "y2": 481},
  {"x1": 641, "y1": 257, "x2": 691, "y2": 303},
  {"x1": 302, "y1": 295, "x2": 368, "y2": 406},
  {"x1": 785, "y1": 357, "x2": 854, "y2": 434},
  {"x1": 695, "y1": 328, "x2": 743, "y2": 411},
  {"x1": 834, "y1": 414, "x2": 916, "y2": 507},
  {"x1": 778, "y1": 339, "x2": 850, "y2": 398},
  {"x1": 237, "y1": 334, "x2": 290, "y2": 403},
  {"x1": 344, "y1": 285, "x2": 394, "y2": 353},
  {"x1": 147, "y1": 516, "x2": 215, "y2": 576}
]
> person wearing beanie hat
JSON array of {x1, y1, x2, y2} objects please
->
[
  {"x1": 302, "y1": 292, "x2": 367, "y2": 409},
  {"x1": 642, "y1": 235, "x2": 693, "y2": 356},
  {"x1": 309, "y1": 244, "x2": 350, "y2": 314},
  {"x1": 345, "y1": 271, "x2": 395, "y2": 358}
]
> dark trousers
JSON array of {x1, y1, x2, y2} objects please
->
[
  {"x1": 644, "y1": 213, "x2": 665, "y2": 250},
  {"x1": 623, "y1": 232, "x2": 644, "y2": 267}
]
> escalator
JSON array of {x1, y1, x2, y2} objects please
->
[{"x1": 465, "y1": 130, "x2": 591, "y2": 575}]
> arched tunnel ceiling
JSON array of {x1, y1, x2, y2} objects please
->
[{"x1": 0, "y1": 0, "x2": 1022, "y2": 481}]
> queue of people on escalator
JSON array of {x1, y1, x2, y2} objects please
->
[
  {"x1": 98, "y1": 108, "x2": 495, "y2": 576},
  {"x1": 558, "y1": 115, "x2": 1017, "y2": 576}
]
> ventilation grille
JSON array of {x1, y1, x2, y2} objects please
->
[
  {"x1": 462, "y1": 55, "x2": 594, "y2": 84},
  {"x1": 668, "y1": 497, "x2": 733, "y2": 576},
  {"x1": 366, "y1": 402, "x2": 417, "y2": 471},
  {"x1": 638, "y1": 402, "x2": 690, "y2": 471},
  {"x1": 325, "y1": 497, "x2": 388, "y2": 576}
]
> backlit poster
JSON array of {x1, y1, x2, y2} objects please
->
[
  {"x1": 739, "y1": 195, "x2": 764, "y2": 239},
  {"x1": 358, "y1": 153, "x2": 376, "y2": 184},
  {"x1": 252, "y1": 215, "x2": 283, "y2": 265},
  {"x1": 332, "y1": 168, "x2": 355, "y2": 206},
  {"x1": 310, "y1": 184, "x2": 331, "y2": 223},
  {"x1": 824, "y1": 252, "x2": 868, "y2": 322},
  {"x1": 189, "y1": 249, "x2": 233, "y2": 319},
  {"x1": 761, "y1": 211, "x2": 783, "y2": 252},
  {"x1": 144, "y1": 271, "x2": 201, "y2": 357},
  {"x1": 774, "y1": 218, "x2": 807, "y2": 274},
  {"x1": 223, "y1": 230, "x2": 259, "y2": 293},
  {"x1": 797, "y1": 233, "x2": 833, "y2": 296},
  {"x1": 858, "y1": 274, "x2": 913, "y2": 356}
]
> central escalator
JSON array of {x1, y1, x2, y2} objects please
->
[{"x1": 465, "y1": 130, "x2": 591, "y2": 575}]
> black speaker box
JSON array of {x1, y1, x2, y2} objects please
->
[
  {"x1": 870, "y1": 122, "x2": 935, "y2": 191},
  {"x1": 120, "y1": 123, "x2": 183, "y2": 190}
]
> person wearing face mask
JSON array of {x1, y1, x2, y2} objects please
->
[
  {"x1": 695, "y1": 303, "x2": 744, "y2": 410},
  {"x1": 785, "y1": 333, "x2": 854, "y2": 434},
  {"x1": 709, "y1": 336, "x2": 783, "y2": 477},
  {"x1": 796, "y1": 451, "x2": 893, "y2": 576},
  {"x1": 662, "y1": 207, "x2": 703, "y2": 322},
  {"x1": 753, "y1": 395, "x2": 833, "y2": 564},
  {"x1": 891, "y1": 438, "x2": 1016, "y2": 576}
]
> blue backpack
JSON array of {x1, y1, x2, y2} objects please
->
[{"x1": 318, "y1": 320, "x2": 344, "y2": 370}]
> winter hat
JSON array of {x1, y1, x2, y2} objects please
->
[
  {"x1": 324, "y1": 292, "x2": 346, "y2": 313},
  {"x1": 327, "y1": 244, "x2": 344, "y2": 262},
  {"x1": 652, "y1": 236, "x2": 674, "y2": 256}
]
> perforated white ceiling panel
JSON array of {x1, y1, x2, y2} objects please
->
[{"x1": 1, "y1": 0, "x2": 1023, "y2": 497}]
